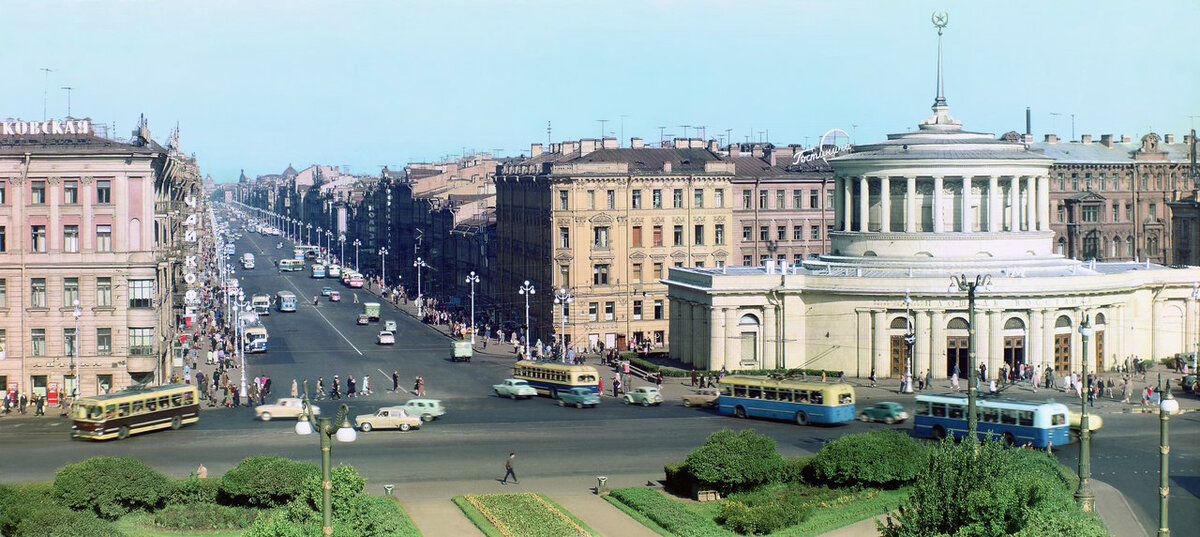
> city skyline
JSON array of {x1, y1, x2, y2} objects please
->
[{"x1": 1, "y1": 1, "x2": 1197, "y2": 181}]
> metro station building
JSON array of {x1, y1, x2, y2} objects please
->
[{"x1": 665, "y1": 99, "x2": 1200, "y2": 379}]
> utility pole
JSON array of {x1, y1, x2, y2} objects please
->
[
  {"x1": 61, "y1": 86, "x2": 73, "y2": 117},
  {"x1": 596, "y1": 119, "x2": 609, "y2": 140},
  {"x1": 40, "y1": 67, "x2": 53, "y2": 121}
]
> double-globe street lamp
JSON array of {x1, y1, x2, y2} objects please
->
[
  {"x1": 353, "y1": 239, "x2": 361, "y2": 273},
  {"x1": 948, "y1": 273, "x2": 991, "y2": 440},
  {"x1": 70, "y1": 299, "x2": 80, "y2": 398},
  {"x1": 306, "y1": 223, "x2": 313, "y2": 246},
  {"x1": 414, "y1": 257, "x2": 428, "y2": 310},
  {"x1": 466, "y1": 271, "x2": 480, "y2": 344},
  {"x1": 380, "y1": 247, "x2": 389, "y2": 287},
  {"x1": 1075, "y1": 315, "x2": 1095, "y2": 512},
  {"x1": 554, "y1": 288, "x2": 574, "y2": 362},
  {"x1": 316, "y1": 227, "x2": 324, "y2": 258},
  {"x1": 518, "y1": 280, "x2": 535, "y2": 356},
  {"x1": 325, "y1": 230, "x2": 333, "y2": 263},
  {"x1": 295, "y1": 383, "x2": 356, "y2": 537},
  {"x1": 1157, "y1": 374, "x2": 1179, "y2": 537},
  {"x1": 902, "y1": 290, "x2": 915, "y2": 394},
  {"x1": 338, "y1": 234, "x2": 346, "y2": 267}
]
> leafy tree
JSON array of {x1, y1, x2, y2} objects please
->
[
  {"x1": 220, "y1": 456, "x2": 319, "y2": 508},
  {"x1": 52, "y1": 456, "x2": 171, "y2": 519},
  {"x1": 684, "y1": 429, "x2": 784, "y2": 493},
  {"x1": 808, "y1": 430, "x2": 927, "y2": 488}
]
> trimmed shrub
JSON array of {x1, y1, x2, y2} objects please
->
[
  {"x1": 717, "y1": 498, "x2": 809, "y2": 535},
  {"x1": 286, "y1": 464, "x2": 366, "y2": 522},
  {"x1": 662, "y1": 461, "x2": 696, "y2": 496},
  {"x1": 153, "y1": 502, "x2": 262, "y2": 530},
  {"x1": 52, "y1": 456, "x2": 172, "y2": 519},
  {"x1": 684, "y1": 429, "x2": 784, "y2": 494},
  {"x1": 340, "y1": 495, "x2": 421, "y2": 537},
  {"x1": 220, "y1": 456, "x2": 319, "y2": 508},
  {"x1": 168, "y1": 476, "x2": 221, "y2": 505},
  {"x1": 776, "y1": 456, "x2": 811, "y2": 484},
  {"x1": 607, "y1": 487, "x2": 729, "y2": 536},
  {"x1": 0, "y1": 488, "x2": 122, "y2": 537},
  {"x1": 243, "y1": 509, "x2": 319, "y2": 537},
  {"x1": 808, "y1": 430, "x2": 927, "y2": 488}
]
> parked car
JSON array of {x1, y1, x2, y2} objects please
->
[
  {"x1": 377, "y1": 330, "x2": 395, "y2": 345},
  {"x1": 320, "y1": 286, "x2": 333, "y2": 296},
  {"x1": 493, "y1": 379, "x2": 538, "y2": 399},
  {"x1": 622, "y1": 386, "x2": 663, "y2": 406},
  {"x1": 858, "y1": 402, "x2": 909, "y2": 424},
  {"x1": 1068, "y1": 410, "x2": 1103, "y2": 434},
  {"x1": 384, "y1": 320, "x2": 398, "y2": 332},
  {"x1": 402, "y1": 399, "x2": 445, "y2": 422},
  {"x1": 556, "y1": 387, "x2": 600, "y2": 408},
  {"x1": 354, "y1": 407, "x2": 421, "y2": 432},
  {"x1": 681, "y1": 388, "x2": 720, "y2": 408},
  {"x1": 357, "y1": 314, "x2": 369, "y2": 325},
  {"x1": 330, "y1": 291, "x2": 341, "y2": 302},
  {"x1": 255, "y1": 398, "x2": 320, "y2": 421}
]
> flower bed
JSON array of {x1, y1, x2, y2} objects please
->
[{"x1": 456, "y1": 493, "x2": 596, "y2": 537}]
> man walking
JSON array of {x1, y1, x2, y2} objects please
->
[
  {"x1": 499, "y1": 452, "x2": 518, "y2": 485},
  {"x1": 392, "y1": 370, "x2": 399, "y2": 392}
]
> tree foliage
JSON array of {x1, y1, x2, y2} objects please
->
[
  {"x1": 807, "y1": 430, "x2": 927, "y2": 488},
  {"x1": 219, "y1": 456, "x2": 319, "y2": 508},
  {"x1": 52, "y1": 456, "x2": 171, "y2": 519},
  {"x1": 684, "y1": 429, "x2": 784, "y2": 493}
]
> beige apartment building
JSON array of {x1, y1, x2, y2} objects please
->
[
  {"x1": 0, "y1": 118, "x2": 178, "y2": 399},
  {"x1": 496, "y1": 137, "x2": 735, "y2": 352}
]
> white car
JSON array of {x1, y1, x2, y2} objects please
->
[
  {"x1": 255, "y1": 398, "x2": 320, "y2": 421},
  {"x1": 377, "y1": 330, "x2": 395, "y2": 345},
  {"x1": 384, "y1": 320, "x2": 398, "y2": 332}
]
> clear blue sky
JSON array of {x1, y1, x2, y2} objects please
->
[{"x1": 3, "y1": 0, "x2": 1197, "y2": 181}]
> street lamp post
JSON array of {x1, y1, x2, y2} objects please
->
[
  {"x1": 466, "y1": 271, "x2": 480, "y2": 344},
  {"x1": 380, "y1": 247, "x2": 389, "y2": 286},
  {"x1": 554, "y1": 288, "x2": 574, "y2": 362},
  {"x1": 1075, "y1": 315, "x2": 1095, "y2": 512},
  {"x1": 238, "y1": 291, "x2": 248, "y2": 405},
  {"x1": 338, "y1": 234, "x2": 345, "y2": 267},
  {"x1": 306, "y1": 223, "x2": 313, "y2": 246},
  {"x1": 325, "y1": 230, "x2": 333, "y2": 263},
  {"x1": 950, "y1": 273, "x2": 991, "y2": 440},
  {"x1": 1157, "y1": 374, "x2": 1179, "y2": 537},
  {"x1": 295, "y1": 384, "x2": 356, "y2": 537},
  {"x1": 519, "y1": 280, "x2": 535, "y2": 357},
  {"x1": 316, "y1": 227, "x2": 324, "y2": 258},
  {"x1": 414, "y1": 257, "x2": 428, "y2": 310},
  {"x1": 71, "y1": 300, "x2": 81, "y2": 398},
  {"x1": 353, "y1": 239, "x2": 361, "y2": 273},
  {"x1": 902, "y1": 290, "x2": 915, "y2": 394}
]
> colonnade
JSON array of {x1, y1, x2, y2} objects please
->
[{"x1": 832, "y1": 175, "x2": 1051, "y2": 234}]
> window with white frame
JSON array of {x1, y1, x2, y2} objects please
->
[{"x1": 129, "y1": 279, "x2": 154, "y2": 308}]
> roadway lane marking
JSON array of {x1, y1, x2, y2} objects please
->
[
  {"x1": 283, "y1": 277, "x2": 363, "y2": 356},
  {"x1": 377, "y1": 368, "x2": 411, "y2": 394}
]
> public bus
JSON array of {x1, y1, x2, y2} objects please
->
[
  {"x1": 311, "y1": 263, "x2": 326, "y2": 278},
  {"x1": 251, "y1": 294, "x2": 271, "y2": 315},
  {"x1": 71, "y1": 384, "x2": 200, "y2": 441},
  {"x1": 276, "y1": 291, "x2": 298, "y2": 312},
  {"x1": 244, "y1": 326, "x2": 269, "y2": 353},
  {"x1": 279, "y1": 259, "x2": 304, "y2": 272},
  {"x1": 912, "y1": 393, "x2": 1069, "y2": 448},
  {"x1": 717, "y1": 376, "x2": 856, "y2": 425},
  {"x1": 345, "y1": 272, "x2": 364, "y2": 288},
  {"x1": 511, "y1": 361, "x2": 600, "y2": 398},
  {"x1": 292, "y1": 247, "x2": 306, "y2": 260}
]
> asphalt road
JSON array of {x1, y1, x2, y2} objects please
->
[{"x1": 0, "y1": 227, "x2": 1196, "y2": 536}]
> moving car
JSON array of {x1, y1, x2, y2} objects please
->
[
  {"x1": 858, "y1": 402, "x2": 909, "y2": 424},
  {"x1": 330, "y1": 291, "x2": 341, "y2": 302},
  {"x1": 682, "y1": 388, "x2": 720, "y2": 408},
  {"x1": 1068, "y1": 410, "x2": 1103, "y2": 435},
  {"x1": 357, "y1": 314, "x2": 369, "y2": 325},
  {"x1": 321, "y1": 286, "x2": 333, "y2": 296},
  {"x1": 377, "y1": 330, "x2": 395, "y2": 345},
  {"x1": 401, "y1": 399, "x2": 445, "y2": 422},
  {"x1": 384, "y1": 320, "x2": 398, "y2": 332},
  {"x1": 493, "y1": 379, "x2": 538, "y2": 399},
  {"x1": 355, "y1": 407, "x2": 421, "y2": 432},
  {"x1": 623, "y1": 386, "x2": 663, "y2": 406},
  {"x1": 254, "y1": 398, "x2": 320, "y2": 421},
  {"x1": 556, "y1": 387, "x2": 600, "y2": 408}
]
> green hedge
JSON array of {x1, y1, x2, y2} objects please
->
[
  {"x1": 716, "y1": 490, "x2": 811, "y2": 535},
  {"x1": 808, "y1": 430, "x2": 927, "y2": 488},
  {"x1": 52, "y1": 456, "x2": 172, "y2": 520},
  {"x1": 168, "y1": 476, "x2": 222, "y2": 506},
  {"x1": 685, "y1": 429, "x2": 785, "y2": 494},
  {"x1": 220, "y1": 456, "x2": 319, "y2": 508},
  {"x1": 152, "y1": 502, "x2": 262, "y2": 530},
  {"x1": 776, "y1": 456, "x2": 811, "y2": 484},
  {"x1": 607, "y1": 488, "x2": 729, "y2": 537},
  {"x1": 0, "y1": 486, "x2": 122, "y2": 537},
  {"x1": 250, "y1": 464, "x2": 420, "y2": 537}
]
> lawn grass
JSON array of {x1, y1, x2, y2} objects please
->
[
  {"x1": 606, "y1": 485, "x2": 911, "y2": 537},
  {"x1": 113, "y1": 512, "x2": 247, "y2": 537},
  {"x1": 454, "y1": 493, "x2": 598, "y2": 537}
]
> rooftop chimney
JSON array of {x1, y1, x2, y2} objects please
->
[
  {"x1": 767, "y1": 148, "x2": 778, "y2": 166},
  {"x1": 602, "y1": 137, "x2": 618, "y2": 149},
  {"x1": 561, "y1": 141, "x2": 579, "y2": 154},
  {"x1": 689, "y1": 139, "x2": 703, "y2": 148},
  {"x1": 1165, "y1": 134, "x2": 1176, "y2": 144},
  {"x1": 707, "y1": 139, "x2": 719, "y2": 152},
  {"x1": 1081, "y1": 134, "x2": 1092, "y2": 144},
  {"x1": 662, "y1": 160, "x2": 673, "y2": 173},
  {"x1": 1100, "y1": 134, "x2": 1114, "y2": 147},
  {"x1": 579, "y1": 139, "x2": 598, "y2": 156},
  {"x1": 630, "y1": 137, "x2": 644, "y2": 148},
  {"x1": 1044, "y1": 134, "x2": 1059, "y2": 144},
  {"x1": 751, "y1": 144, "x2": 764, "y2": 158},
  {"x1": 1121, "y1": 135, "x2": 1131, "y2": 143},
  {"x1": 530, "y1": 143, "x2": 543, "y2": 157},
  {"x1": 672, "y1": 138, "x2": 688, "y2": 149},
  {"x1": 729, "y1": 144, "x2": 741, "y2": 158},
  {"x1": 1022, "y1": 134, "x2": 1033, "y2": 144}
]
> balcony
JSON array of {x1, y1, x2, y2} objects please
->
[{"x1": 126, "y1": 353, "x2": 157, "y2": 373}]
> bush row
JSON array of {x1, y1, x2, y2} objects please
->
[
  {"x1": 0, "y1": 485, "x2": 122, "y2": 537},
  {"x1": 153, "y1": 502, "x2": 262, "y2": 530},
  {"x1": 244, "y1": 464, "x2": 421, "y2": 537},
  {"x1": 619, "y1": 352, "x2": 843, "y2": 379},
  {"x1": 807, "y1": 430, "x2": 928, "y2": 488},
  {"x1": 607, "y1": 487, "x2": 730, "y2": 537}
]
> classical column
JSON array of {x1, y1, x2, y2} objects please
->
[
  {"x1": 1009, "y1": 176, "x2": 1020, "y2": 231},
  {"x1": 763, "y1": 305, "x2": 777, "y2": 370},
  {"x1": 988, "y1": 176, "x2": 1000, "y2": 232},
  {"x1": 933, "y1": 176, "x2": 945, "y2": 233},
  {"x1": 914, "y1": 307, "x2": 930, "y2": 378},
  {"x1": 880, "y1": 176, "x2": 891, "y2": 232},
  {"x1": 1038, "y1": 175, "x2": 1051, "y2": 231},
  {"x1": 1042, "y1": 309, "x2": 1057, "y2": 375},
  {"x1": 1025, "y1": 175, "x2": 1036, "y2": 231},
  {"x1": 833, "y1": 177, "x2": 844, "y2": 231},
  {"x1": 857, "y1": 310, "x2": 872, "y2": 377},
  {"x1": 678, "y1": 302, "x2": 692, "y2": 364},
  {"x1": 872, "y1": 310, "x2": 888, "y2": 378},
  {"x1": 668, "y1": 298, "x2": 681, "y2": 359},
  {"x1": 961, "y1": 176, "x2": 971, "y2": 232},
  {"x1": 858, "y1": 176, "x2": 869, "y2": 233},
  {"x1": 710, "y1": 307, "x2": 725, "y2": 370},
  {"x1": 843, "y1": 177, "x2": 854, "y2": 232},
  {"x1": 724, "y1": 308, "x2": 739, "y2": 370},
  {"x1": 930, "y1": 310, "x2": 947, "y2": 379},
  {"x1": 1029, "y1": 308, "x2": 1045, "y2": 371},
  {"x1": 988, "y1": 310, "x2": 1003, "y2": 379},
  {"x1": 906, "y1": 176, "x2": 918, "y2": 233}
]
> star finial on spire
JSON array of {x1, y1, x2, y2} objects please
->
[{"x1": 932, "y1": 11, "x2": 949, "y2": 108}]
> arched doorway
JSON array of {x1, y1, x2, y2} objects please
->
[
  {"x1": 1054, "y1": 315, "x2": 1072, "y2": 373},
  {"x1": 946, "y1": 317, "x2": 969, "y2": 377},
  {"x1": 1093, "y1": 313, "x2": 1106, "y2": 373},
  {"x1": 1002, "y1": 317, "x2": 1026, "y2": 372},
  {"x1": 889, "y1": 316, "x2": 911, "y2": 376},
  {"x1": 738, "y1": 314, "x2": 760, "y2": 367}
]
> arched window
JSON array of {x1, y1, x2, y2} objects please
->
[
  {"x1": 1056, "y1": 238, "x2": 1066, "y2": 256},
  {"x1": 739, "y1": 314, "x2": 760, "y2": 326},
  {"x1": 1055, "y1": 315, "x2": 1072, "y2": 328},
  {"x1": 1094, "y1": 312, "x2": 1106, "y2": 326},
  {"x1": 1003, "y1": 318, "x2": 1025, "y2": 330},
  {"x1": 890, "y1": 317, "x2": 910, "y2": 330},
  {"x1": 947, "y1": 317, "x2": 969, "y2": 330}
]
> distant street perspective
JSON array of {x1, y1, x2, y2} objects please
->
[{"x1": 1, "y1": 3, "x2": 1199, "y2": 537}]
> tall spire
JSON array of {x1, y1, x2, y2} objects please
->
[{"x1": 932, "y1": 11, "x2": 949, "y2": 108}]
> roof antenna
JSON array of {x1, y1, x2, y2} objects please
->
[{"x1": 546, "y1": 121, "x2": 552, "y2": 145}]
